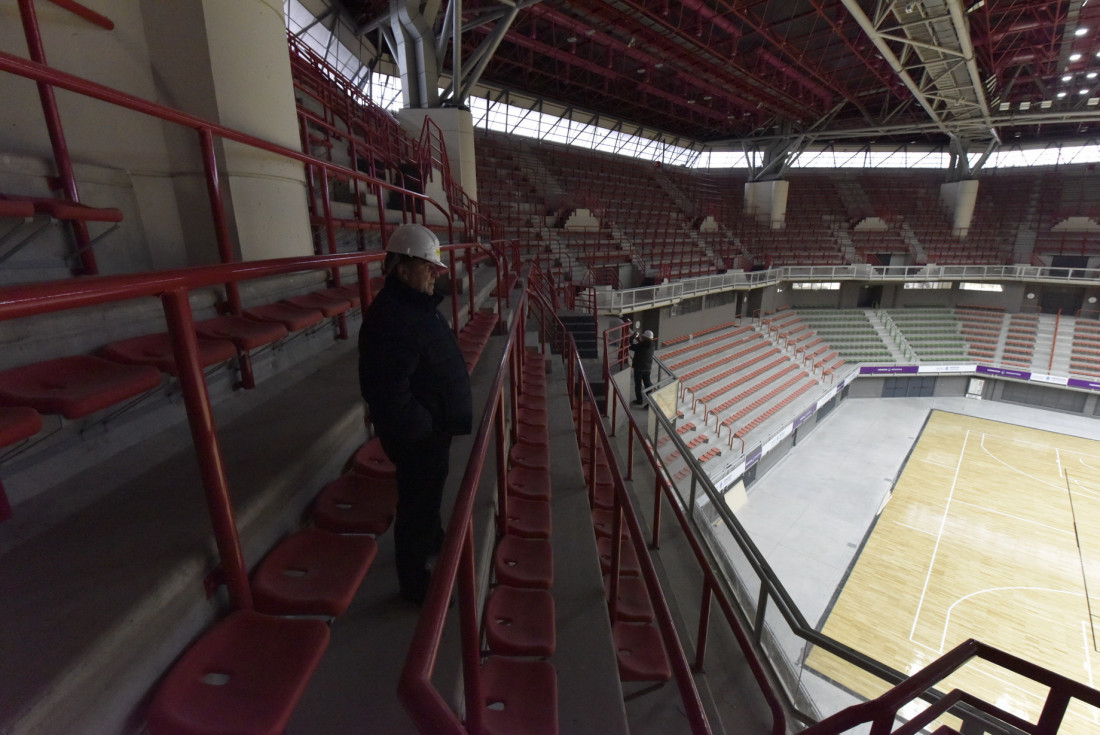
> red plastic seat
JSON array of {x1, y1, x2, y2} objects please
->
[
  {"x1": 311, "y1": 472, "x2": 397, "y2": 535},
  {"x1": 485, "y1": 586, "x2": 556, "y2": 656},
  {"x1": 99, "y1": 333, "x2": 237, "y2": 376},
  {"x1": 284, "y1": 292, "x2": 351, "y2": 317},
  {"x1": 606, "y1": 575, "x2": 655, "y2": 623},
  {"x1": 0, "y1": 355, "x2": 162, "y2": 419},
  {"x1": 146, "y1": 610, "x2": 329, "y2": 735},
  {"x1": 613, "y1": 621, "x2": 670, "y2": 682},
  {"x1": 318, "y1": 284, "x2": 360, "y2": 308},
  {"x1": 503, "y1": 497, "x2": 551, "y2": 540},
  {"x1": 0, "y1": 406, "x2": 41, "y2": 446},
  {"x1": 194, "y1": 315, "x2": 288, "y2": 350},
  {"x1": 493, "y1": 535, "x2": 553, "y2": 589},
  {"x1": 0, "y1": 407, "x2": 42, "y2": 520},
  {"x1": 515, "y1": 421, "x2": 549, "y2": 447},
  {"x1": 252, "y1": 527, "x2": 377, "y2": 617},
  {"x1": 350, "y1": 437, "x2": 395, "y2": 478},
  {"x1": 244, "y1": 303, "x2": 324, "y2": 331},
  {"x1": 598, "y1": 535, "x2": 641, "y2": 576},
  {"x1": 480, "y1": 656, "x2": 558, "y2": 735},
  {"x1": 509, "y1": 441, "x2": 549, "y2": 471},
  {"x1": 516, "y1": 405, "x2": 547, "y2": 428},
  {"x1": 507, "y1": 465, "x2": 551, "y2": 501}
]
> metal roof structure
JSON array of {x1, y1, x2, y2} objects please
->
[{"x1": 318, "y1": 0, "x2": 1100, "y2": 151}]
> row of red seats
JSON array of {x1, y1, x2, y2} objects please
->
[
  {"x1": 669, "y1": 332, "x2": 760, "y2": 373},
  {"x1": 0, "y1": 285, "x2": 360, "y2": 521},
  {"x1": 732, "y1": 376, "x2": 816, "y2": 445},
  {"x1": 147, "y1": 434, "x2": 395, "y2": 734},
  {"x1": 576, "y1": 399, "x2": 671, "y2": 691},
  {"x1": 712, "y1": 365, "x2": 801, "y2": 429},
  {"x1": 699, "y1": 355, "x2": 788, "y2": 419},
  {"x1": 489, "y1": 348, "x2": 559, "y2": 734}
]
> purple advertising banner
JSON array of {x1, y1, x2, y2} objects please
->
[
  {"x1": 745, "y1": 446, "x2": 763, "y2": 470},
  {"x1": 793, "y1": 404, "x2": 817, "y2": 429},
  {"x1": 1068, "y1": 378, "x2": 1100, "y2": 392},
  {"x1": 977, "y1": 365, "x2": 1032, "y2": 380},
  {"x1": 860, "y1": 365, "x2": 919, "y2": 375}
]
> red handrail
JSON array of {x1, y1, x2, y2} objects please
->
[
  {"x1": 398, "y1": 290, "x2": 526, "y2": 734},
  {"x1": 602, "y1": 325, "x2": 787, "y2": 735}
]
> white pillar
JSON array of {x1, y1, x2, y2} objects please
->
[
  {"x1": 142, "y1": 0, "x2": 311, "y2": 263},
  {"x1": 744, "y1": 179, "x2": 789, "y2": 230},
  {"x1": 940, "y1": 179, "x2": 979, "y2": 238}
]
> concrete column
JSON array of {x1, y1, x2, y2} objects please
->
[
  {"x1": 397, "y1": 106, "x2": 478, "y2": 224},
  {"x1": 744, "y1": 179, "x2": 789, "y2": 230},
  {"x1": 940, "y1": 179, "x2": 979, "y2": 238},
  {"x1": 141, "y1": 0, "x2": 311, "y2": 263}
]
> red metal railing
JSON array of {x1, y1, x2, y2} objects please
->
[
  {"x1": 602, "y1": 347, "x2": 787, "y2": 735},
  {"x1": 397, "y1": 289, "x2": 528, "y2": 735}
]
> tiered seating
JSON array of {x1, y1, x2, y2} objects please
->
[
  {"x1": 1002, "y1": 313, "x2": 1039, "y2": 368},
  {"x1": 887, "y1": 308, "x2": 969, "y2": 362},
  {"x1": 484, "y1": 346, "x2": 558, "y2": 733},
  {"x1": 955, "y1": 305, "x2": 1005, "y2": 362},
  {"x1": 1070, "y1": 319, "x2": 1100, "y2": 378},
  {"x1": 795, "y1": 309, "x2": 892, "y2": 362},
  {"x1": 457, "y1": 310, "x2": 499, "y2": 372},
  {"x1": 574, "y1": 395, "x2": 670, "y2": 690},
  {"x1": 148, "y1": 433, "x2": 393, "y2": 734}
]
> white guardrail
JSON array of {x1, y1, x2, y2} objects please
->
[{"x1": 594, "y1": 263, "x2": 1100, "y2": 314}]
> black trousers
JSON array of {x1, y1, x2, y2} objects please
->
[
  {"x1": 379, "y1": 432, "x2": 453, "y2": 595},
  {"x1": 633, "y1": 368, "x2": 652, "y2": 403}
]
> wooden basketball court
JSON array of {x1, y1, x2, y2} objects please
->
[{"x1": 807, "y1": 410, "x2": 1100, "y2": 732}]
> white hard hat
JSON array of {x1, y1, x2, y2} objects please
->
[
  {"x1": 386, "y1": 224, "x2": 446, "y2": 268},
  {"x1": 642, "y1": 330, "x2": 653, "y2": 339}
]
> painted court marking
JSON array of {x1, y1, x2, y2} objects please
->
[{"x1": 807, "y1": 411, "x2": 1100, "y2": 733}]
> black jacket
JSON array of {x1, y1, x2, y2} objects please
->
[
  {"x1": 630, "y1": 337, "x2": 654, "y2": 371},
  {"x1": 358, "y1": 275, "x2": 473, "y2": 443}
]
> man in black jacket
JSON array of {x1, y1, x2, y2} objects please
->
[
  {"x1": 630, "y1": 329, "x2": 655, "y2": 407},
  {"x1": 359, "y1": 224, "x2": 473, "y2": 604}
]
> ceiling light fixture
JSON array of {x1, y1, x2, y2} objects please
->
[
  {"x1": 1070, "y1": 53, "x2": 1083, "y2": 61},
  {"x1": 1058, "y1": 91, "x2": 1068, "y2": 98},
  {"x1": 1088, "y1": 72, "x2": 1098, "y2": 79},
  {"x1": 1075, "y1": 27, "x2": 1089, "y2": 36},
  {"x1": 1063, "y1": 75, "x2": 1073, "y2": 82}
]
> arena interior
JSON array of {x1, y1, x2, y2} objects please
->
[{"x1": 1, "y1": 1, "x2": 1099, "y2": 734}]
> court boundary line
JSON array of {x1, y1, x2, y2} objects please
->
[
  {"x1": 1067, "y1": 471, "x2": 1100, "y2": 652},
  {"x1": 909, "y1": 428, "x2": 969, "y2": 644}
]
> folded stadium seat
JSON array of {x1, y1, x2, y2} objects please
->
[
  {"x1": 480, "y1": 657, "x2": 558, "y2": 735},
  {"x1": 514, "y1": 421, "x2": 549, "y2": 447},
  {"x1": 484, "y1": 585, "x2": 556, "y2": 657},
  {"x1": 283, "y1": 292, "x2": 351, "y2": 317},
  {"x1": 194, "y1": 315, "x2": 288, "y2": 351},
  {"x1": 613, "y1": 621, "x2": 671, "y2": 683},
  {"x1": 517, "y1": 392, "x2": 545, "y2": 413},
  {"x1": 99, "y1": 332, "x2": 237, "y2": 376},
  {"x1": 503, "y1": 497, "x2": 551, "y2": 540},
  {"x1": 311, "y1": 472, "x2": 397, "y2": 535},
  {"x1": 146, "y1": 610, "x2": 329, "y2": 735},
  {"x1": 251, "y1": 526, "x2": 377, "y2": 617},
  {"x1": 515, "y1": 404, "x2": 547, "y2": 428},
  {"x1": 0, "y1": 406, "x2": 42, "y2": 520},
  {"x1": 507, "y1": 465, "x2": 551, "y2": 502},
  {"x1": 317, "y1": 284, "x2": 360, "y2": 308},
  {"x1": 605, "y1": 575, "x2": 655, "y2": 623},
  {"x1": 493, "y1": 535, "x2": 553, "y2": 589},
  {"x1": 244, "y1": 302, "x2": 324, "y2": 332},
  {"x1": 509, "y1": 441, "x2": 549, "y2": 472},
  {"x1": 349, "y1": 436, "x2": 395, "y2": 478},
  {"x1": 0, "y1": 355, "x2": 162, "y2": 419},
  {"x1": 597, "y1": 535, "x2": 641, "y2": 576}
]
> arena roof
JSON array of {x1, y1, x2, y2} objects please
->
[{"x1": 325, "y1": 0, "x2": 1100, "y2": 151}]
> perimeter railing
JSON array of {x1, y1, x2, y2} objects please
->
[{"x1": 602, "y1": 326, "x2": 1100, "y2": 733}]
